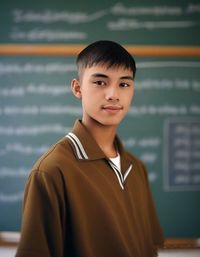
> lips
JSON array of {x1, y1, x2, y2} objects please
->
[
  {"x1": 103, "y1": 105, "x2": 122, "y2": 110},
  {"x1": 102, "y1": 105, "x2": 123, "y2": 113}
]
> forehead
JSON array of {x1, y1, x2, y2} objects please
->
[{"x1": 80, "y1": 64, "x2": 133, "y2": 79}]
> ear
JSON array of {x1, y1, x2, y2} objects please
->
[{"x1": 71, "y1": 79, "x2": 82, "y2": 99}]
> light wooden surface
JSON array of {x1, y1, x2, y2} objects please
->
[
  {"x1": 1, "y1": 246, "x2": 200, "y2": 257},
  {"x1": 1, "y1": 233, "x2": 200, "y2": 249},
  {"x1": 1, "y1": 232, "x2": 200, "y2": 257},
  {"x1": 0, "y1": 44, "x2": 200, "y2": 57}
]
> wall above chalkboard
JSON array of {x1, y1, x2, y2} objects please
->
[{"x1": 0, "y1": 0, "x2": 200, "y2": 46}]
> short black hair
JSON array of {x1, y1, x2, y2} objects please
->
[{"x1": 76, "y1": 40, "x2": 136, "y2": 79}]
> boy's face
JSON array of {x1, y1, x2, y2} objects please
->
[{"x1": 71, "y1": 64, "x2": 134, "y2": 128}]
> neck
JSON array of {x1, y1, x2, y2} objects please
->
[{"x1": 82, "y1": 118, "x2": 117, "y2": 158}]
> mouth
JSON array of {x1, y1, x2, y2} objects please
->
[{"x1": 102, "y1": 105, "x2": 123, "y2": 113}]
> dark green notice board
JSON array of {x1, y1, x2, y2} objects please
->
[
  {"x1": 0, "y1": 55, "x2": 200, "y2": 238},
  {"x1": 0, "y1": 0, "x2": 200, "y2": 45}
]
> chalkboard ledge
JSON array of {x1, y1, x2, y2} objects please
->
[
  {"x1": 164, "y1": 238, "x2": 200, "y2": 249},
  {"x1": 0, "y1": 232, "x2": 200, "y2": 249},
  {"x1": 0, "y1": 232, "x2": 20, "y2": 246}
]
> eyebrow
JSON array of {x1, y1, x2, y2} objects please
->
[{"x1": 91, "y1": 73, "x2": 134, "y2": 80}]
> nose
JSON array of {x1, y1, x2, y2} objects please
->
[{"x1": 105, "y1": 86, "x2": 119, "y2": 102}]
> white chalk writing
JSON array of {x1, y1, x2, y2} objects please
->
[
  {"x1": 11, "y1": 28, "x2": 87, "y2": 42},
  {"x1": 164, "y1": 119, "x2": 200, "y2": 191},
  {"x1": 0, "y1": 84, "x2": 71, "y2": 97},
  {"x1": 0, "y1": 105, "x2": 82, "y2": 116},
  {"x1": 111, "y1": 3, "x2": 182, "y2": 16},
  {"x1": 0, "y1": 124, "x2": 71, "y2": 136},
  {"x1": 0, "y1": 63, "x2": 76, "y2": 75},
  {"x1": 0, "y1": 143, "x2": 49, "y2": 156},
  {"x1": 0, "y1": 192, "x2": 24, "y2": 202},
  {"x1": 108, "y1": 19, "x2": 194, "y2": 30},
  {"x1": 13, "y1": 9, "x2": 108, "y2": 23},
  {"x1": 0, "y1": 167, "x2": 29, "y2": 178},
  {"x1": 123, "y1": 137, "x2": 160, "y2": 148}
]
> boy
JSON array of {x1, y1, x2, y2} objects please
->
[{"x1": 16, "y1": 40, "x2": 164, "y2": 257}]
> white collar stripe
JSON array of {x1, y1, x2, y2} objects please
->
[
  {"x1": 68, "y1": 132, "x2": 89, "y2": 159},
  {"x1": 66, "y1": 131, "x2": 132, "y2": 190},
  {"x1": 66, "y1": 134, "x2": 84, "y2": 160},
  {"x1": 109, "y1": 161, "x2": 123, "y2": 182},
  {"x1": 108, "y1": 161, "x2": 124, "y2": 190},
  {"x1": 109, "y1": 161, "x2": 119, "y2": 171},
  {"x1": 109, "y1": 161, "x2": 133, "y2": 190},
  {"x1": 124, "y1": 164, "x2": 133, "y2": 181}
]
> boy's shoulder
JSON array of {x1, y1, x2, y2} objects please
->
[{"x1": 31, "y1": 136, "x2": 73, "y2": 175}]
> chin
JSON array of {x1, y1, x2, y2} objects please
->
[
  {"x1": 98, "y1": 117, "x2": 123, "y2": 127},
  {"x1": 87, "y1": 113, "x2": 125, "y2": 127}
]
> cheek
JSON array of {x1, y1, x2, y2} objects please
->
[
  {"x1": 81, "y1": 90, "x2": 99, "y2": 108},
  {"x1": 125, "y1": 91, "x2": 134, "y2": 106},
  {"x1": 83, "y1": 89, "x2": 101, "y2": 101}
]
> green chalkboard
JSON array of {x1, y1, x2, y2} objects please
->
[
  {"x1": 0, "y1": 55, "x2": 200, "y2": 238},
  {"x1": 0, "y1": 0, "x2": 200, "y2": 45}
]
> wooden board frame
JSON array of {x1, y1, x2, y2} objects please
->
[{"x1": 0, "y1": 44, "x2": 200, "y2": 57}]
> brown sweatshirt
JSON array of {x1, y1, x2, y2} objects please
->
[{"x1": 16, "y1": 120, "x2": 164, "y2": 257}]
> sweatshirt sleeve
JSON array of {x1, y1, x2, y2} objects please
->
[{"x1": 15, "y1": 169, "x2": 67, "y2": 257}]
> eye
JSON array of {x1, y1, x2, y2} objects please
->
[
  {"x1": 93, "y1": 80, "x2": 106, "y2": 86},
  {"x1": 120, "y1": 82, "x2": 130, "y2": 88}
]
